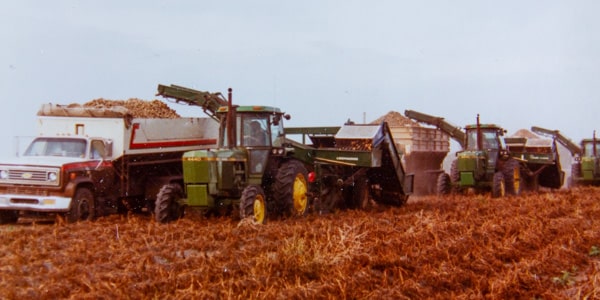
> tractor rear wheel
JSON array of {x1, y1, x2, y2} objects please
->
[
  {"x1": 492, "y1": 172, "x2": 506, "y2": 198},
  {"x1": 155, "y1": 184, "x2": 184, "y2": 223},
  {"x1": 436, "y1": 172, "x2": 451, "y2": 195},
  {"x1": 273, "y1": 160, "x2": 309, "y2": 217},
  {"x1": 240, "y1": 185, "x2": 267, "y2": 224},
  {"x1": 65, "y1": 188, "x2": 95, "y2": 222}
]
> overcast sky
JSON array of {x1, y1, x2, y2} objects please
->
[{"x1": 1, "y1": 1, "x2": 599, "y2": 157}]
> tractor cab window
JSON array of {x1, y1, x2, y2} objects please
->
[
  {"x1": 466, "y1": 130, "x2": 500, "y2": 151},
  {"x1": 270, "y1": 114, "x2": 285, "y2": 147},
  {"x1": 583, "y1": 142, "x2": 600, "y2": 157},
  {"x1": 242, "y1": 114, "x2": 270, "y2": 147}
]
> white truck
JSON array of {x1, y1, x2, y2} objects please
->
[{"x1": 0, "y1": 104, "x2": 218, "y2": 223}]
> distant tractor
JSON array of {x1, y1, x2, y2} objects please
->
[
  {"x1": 154, "y1": 84, "x2": 308, "y2": 224},
  {"x1": 531, "y1": 126, "x2": 600, "y2": 187},
  {"x1": 405, "y1": 110, "x2": 563, "y2": 197}
]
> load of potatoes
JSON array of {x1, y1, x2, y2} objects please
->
[{"x1": 83, "y1": 98, "x2": 180, "y2": 119}]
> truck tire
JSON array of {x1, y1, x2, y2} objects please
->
[
  {"x1": 0, "y1": 210, "x2": 19, "y2": 224},
  {"x1": 239, "y1": 185, "x2": 267, "y2": 224},
  {"x1": 273, "y1": 160, "x2": 309, "y2": 217},
  {"x1": 502, "y1": 159, "x2": 522, "y2": 195},
  {"x1": 66, "y1": 188, "x2": 95, "y2": 222},
  {"x1": 155, "y1": 184, "x2": 184, "y2": 223},
  {"x1": 436, "y1": 172, "x2": 451, "y2": 195},
  {"x1": 492, "y1": 172, "x2": 506, "y2": 198}
]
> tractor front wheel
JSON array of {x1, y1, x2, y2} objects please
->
[
  {"x1": 155, "y1": 184, "x2": 185, "y2": 223},
  {"x1": 240, "y1": 185, "x2": 267, "y2": 224},
  {"x1": 492, "y1": 172, "x2": 506, "y2": 198},
  {"x1": 273, "y1": 160, "x2": 309, "y2": 217}
]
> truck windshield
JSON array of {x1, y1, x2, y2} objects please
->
[{"x1": 24, "y1": 138, "x2": 87, "y2": 158}]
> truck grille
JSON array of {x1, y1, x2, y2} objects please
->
[{"x1": 0, "y1": 167, "x2": 60, "y2": 186}]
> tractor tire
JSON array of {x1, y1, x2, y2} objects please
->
[
  {"x1": 154, "y1": 184, "x2": 185, "y2": 223},
  {"x1": 436, "y1": 172, "x2": 452, "y2": 195},
  {"x1": 450, "y1": 160, "x2": 459, "y2": 183},
  {"x1": 0, "y1": 210, "x2": 19, "y2": 224},
  {"x1": 239, "y1": 185, "x2": 267, "y2": 224},
  {"x1": 570, "y1": 164, "x2": 581, "y2": 187},
  {"x1": 492, "y1": 172, "x2": 506, "y2": 198},
  {"x1": 273, "y1": 160, "x2": 309, "y2": 217},
  {"x1": 65, "y1": 187, "x2": 95, "y2": 222},
  {"x1": 502, "y1": 159, "x2": 522, "y2": 196}
]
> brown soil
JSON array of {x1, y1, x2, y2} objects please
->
[
  {"x1": 83, "y1": 98, "x2": 181, "y2": 119},
  {"x1": 1, "y1": 188, "x2": 599, "y2": 299}
]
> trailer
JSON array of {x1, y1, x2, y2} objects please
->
[{"x1": 0, "y1": 103, "x2": 218, "y2": 223}]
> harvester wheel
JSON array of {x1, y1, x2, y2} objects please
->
[
  {"x1": 436, "y1": 172, "x2": 451, "y2": 195},
  {"x1": 65, "y1": 187, "x2": 95, "y2": 222},
  {"x1": 273, "y1": 160, "x2": 309, "y2": 217},
  {"x1": 240, "y1": 185, "x2": 267, "y2": 224},
  {"x1": 0, "y1": 210, "x2": 19, "y2": 224},
  {"x1": 502, "y1": 159, "x2": 522, "y2": 195},
  {"x1": 352, "y1": 176, "x2": 370, "y2": 209},
  {"x1": 155, "y1": 184, "x2": 185, "y2": 223},
  {"x1": 492, "y1": 172, "x2": 506, "y2": 198}
]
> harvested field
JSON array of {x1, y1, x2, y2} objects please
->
[{"x1": 1, "y1": 188, "x2": 599, "y2": 299}]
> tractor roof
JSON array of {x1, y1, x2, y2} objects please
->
[
  {"x1": 217, "y1": 105, "x2": 282, "y2": 114},
  {"x1": 464, "y1": 124, "x2": 503, "y2": 130}
]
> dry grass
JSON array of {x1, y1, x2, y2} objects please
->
[{"x1": 1, "y1": 188, "x2": 599, "y2": 299}]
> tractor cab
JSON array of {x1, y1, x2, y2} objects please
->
[{"x1": 580, "y1": 136, "x2": 600, "y2": 180}]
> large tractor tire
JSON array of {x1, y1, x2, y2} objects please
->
[
  {"x1": 273, "y1": 160, "x2": 309, "y2": 217},
  {"x1": 492, "y1": 172, "x2": 506, "y2": 198},
  {"x1": 436, "y1": 172, "x2": 452, "y2": 195},
  {"x1": 155, "y1": 184, "x2": 185, "y2": 223},
  {"x1": 65, "y1": 187, "x2": 95, "y2": 222},
  {"x1": 502, "y1": 159, "x2": 522, "y2": 196},
  {"x1": 239, "y1": 185, "x2": 267, "y2": 224},
  {"x1": 450, "y1": 160, "x2": 459, "y2": 183},
  {"x1": 0, "y1": 210, "x2": 19, "y2": 224}
]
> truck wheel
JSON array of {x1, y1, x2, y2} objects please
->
[
  {"x1": 240, "y1": 185, "x2": 267, "y2": 224},
  {"x1": 155, "y1": 184, "x2": 184, "y2": 223},
  {"x1": 0, "y1": 210, "x2": 19, "y2": 224},
  {"x1": 273, "y1": 160, "x2": 309, "y2": 217},
  {"x1": 66, "y1": 188, "x2": 95, "y2": 222},
  {"x1": 502, "y1": 159, "x2": 522, "y2": 195},
  {"x1": 492, "y1": 172, "x2": 506, "y2": 198},
  {"x1": 436, "y1": 172, "x2": 451, "y2": 195}
]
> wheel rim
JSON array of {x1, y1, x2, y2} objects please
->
[
  {"x1": 499, "y1": 180, "x2": 505, "y2": 197},
  {"x1": 79, "y1": 199, "x2": 90, "y2": 220},
  {"x1": 253, "y1": 194, "x2": 266, "y2": 224},
  {"x1": 292, "y1": 174, "x2": 308, "y2": 215},
  {"x1": 513, "y1": 167, "x2": 520, "y2": 194}
]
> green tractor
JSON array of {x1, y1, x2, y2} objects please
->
[
  {"x1": 405, "y1": 110, "x2": 522, "y2": 197},
  {"x1": 154, "y1": 84, "x2": 309, "y2": 224},
  {"x1": 531, "y1": 126, "x2": 600, "y2": 187}
]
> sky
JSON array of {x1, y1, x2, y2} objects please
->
[{"x1": 1, "y1": 1, "x2": 599, "y2": 158}]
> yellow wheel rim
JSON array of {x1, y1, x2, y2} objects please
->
[
  {"x1": 253, "y1": 194, "x2": 266, "y2": 224},
  {"x1": 513, "y1": 167, "x2": 520, "y2": 194},
  {"x1": 499, "y1": 180, "x2": 505, "y2": 197},
  {"x1": 292, "y1": 174, "x2": 308, "y2": 215}
]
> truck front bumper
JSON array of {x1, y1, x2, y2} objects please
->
[{"x1": 0, "y1": 194, "x2": 71, "y2": 212}]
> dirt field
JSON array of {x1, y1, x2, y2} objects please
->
[{"x1": 1, "y1": 188, "x2": 599, "y2": 299}]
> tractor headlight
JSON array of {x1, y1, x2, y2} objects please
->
[
  {"x1": 0, "y1": 170, "x2": 8, "y2": 180},
  {"x1": 47, "y1": 171, "x2": 57, "y2": 181}
]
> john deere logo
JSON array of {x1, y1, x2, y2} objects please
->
[{"x1": 22, "y1": 173, "x2": 33, "y2": 179}]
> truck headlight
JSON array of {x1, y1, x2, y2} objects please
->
[
  {"x1": 0, "y1": 170, "x2": 8, "y2": 179},
  {"x1": 47, "y1": 172, "x2": 57, "y2": 181}
]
